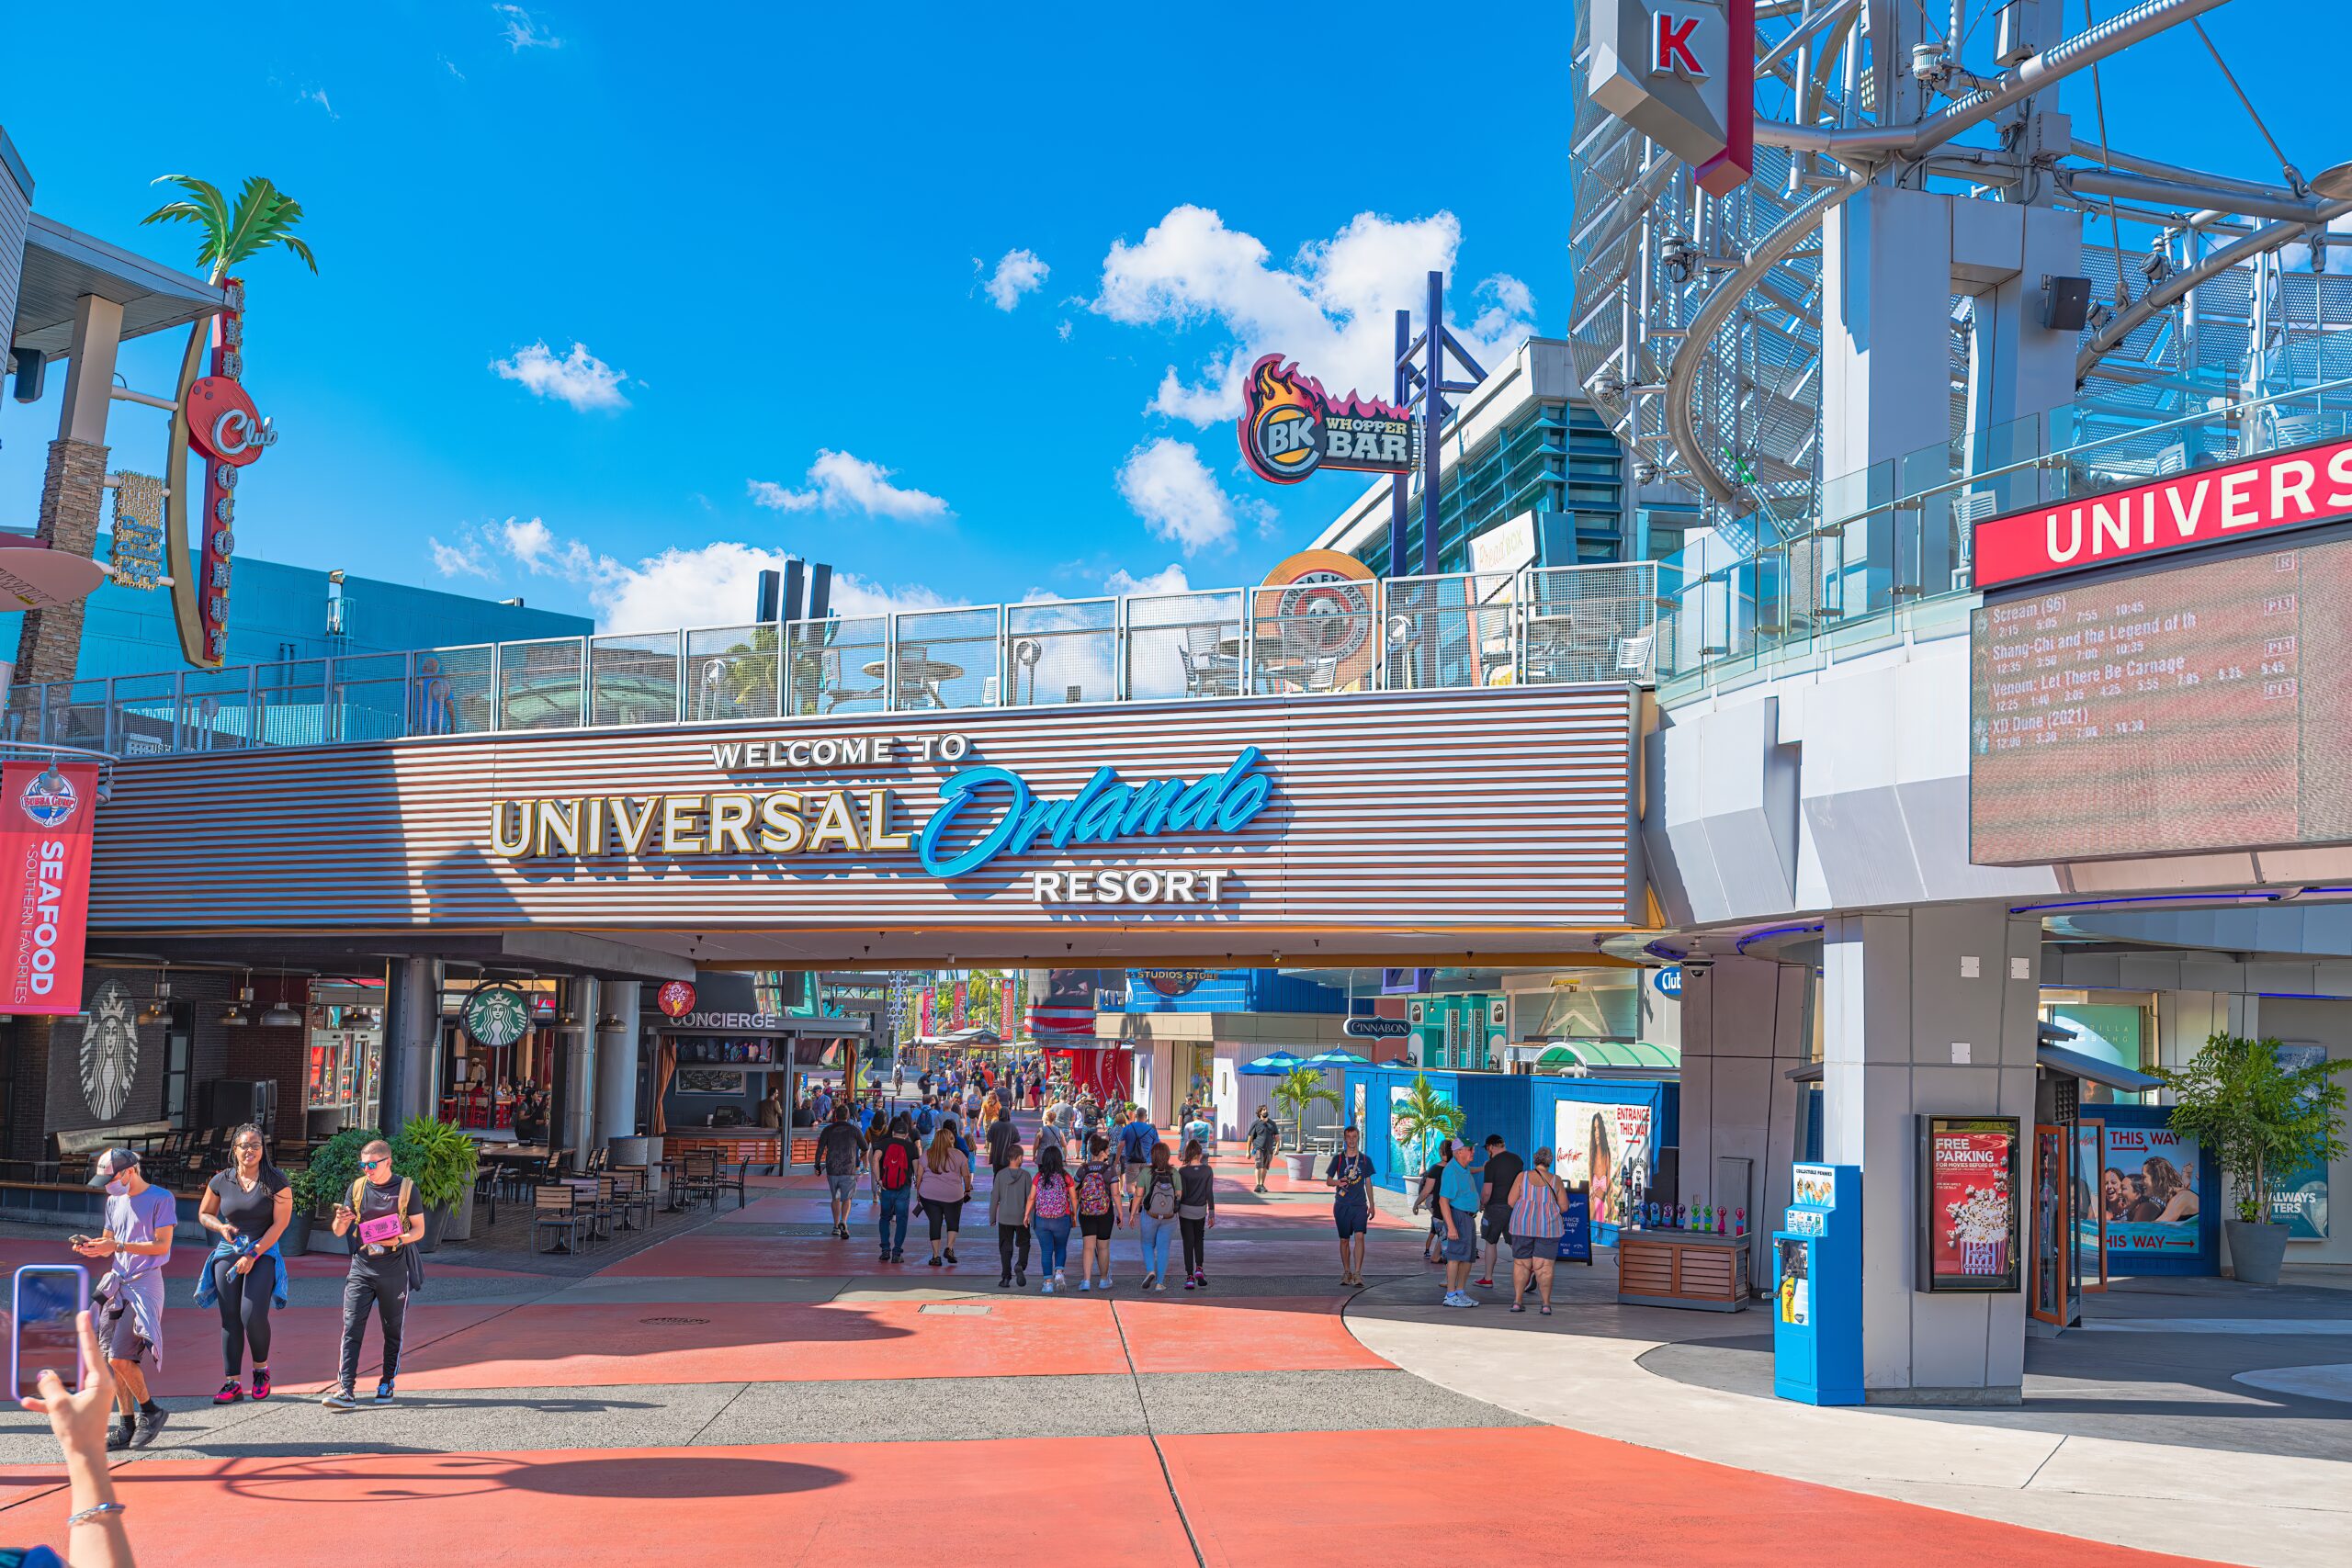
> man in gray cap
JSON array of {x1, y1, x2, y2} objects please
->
[{"x1": 73, "y1": 1149, "x2": 176, "y2": 1450}]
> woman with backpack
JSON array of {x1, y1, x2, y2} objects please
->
[
  {"x1": 1176, "y1": 1139, "x2": 1216, "y2": 1290},
  {"x1": 917, "y1": 1125, "x2": 971, "y2": 1268},
  {"x1": 1025, "y1": 1144, "x2": 1077, "y2": 1292},
  {"x1": 1129, "y1": 1140, "x2": 1179, "y2": 1291},
  {"x1": 1506, "y1": 1146, "x2": 1568, "y2": 1314},
  {"x1": 1073, "y1": 1134, "x2": 1120, "y2": 1292},
  {"x1": 868, "y1": 1113, "x2": 920, "y2": 1264}
]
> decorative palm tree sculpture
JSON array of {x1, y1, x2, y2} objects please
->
[{"x1": 141, "y1": 175, "x2": 317, "y2": 282}]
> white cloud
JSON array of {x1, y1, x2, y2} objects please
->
[
  {"x1": 299, "y1": 87, "x2": 337, "y2": 118},
  {"x1": 500, "y1": 516, "x2": 554, "y2": 568},
  {"x1": 1091, "y1": 204, "x2": 1536, "y2": 424},
  {"x1": 1114, "y1": 439, "x2": 1268, "y2": 555},
  {"x1": 440, "y1": 56, "x2": 467, "y2": 80},
  {"x1": 492, "y1": 340, "x2": 628, "y2": 412},
  {"x1": 745, "y1": 451, "x2": 950, "y2": 523},
  {"x1": 428, "y1": 536, "x2": 492, "y2": 579},
  {"x1": 1103, "y1": 563, "x2": 1192, "y2": 597},
  {"x1": 494, "y1": 5, "x2": 560, "y2": 51},
  {"x1": 979, "y1": 248, "x2": 1050, "y2": 311},
  {"x1": 1057, "y1": 319, "x2": 1073, "y2": 342}
]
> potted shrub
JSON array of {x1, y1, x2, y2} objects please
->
[
  {"x1": 393, "y1": 1117, "x2": 481, "y2": 1252},
  {"x1": 299, "y1": 1127, "x2": 377, "y2": 1256},
  {"x1": 1272, "y1": 1066, "x2": 1340, "y2": 1179},
  {"x1": 2156, "y1": 1032, "x2": 2348, "y2": 1286},
  {"x1": 280, "y1": 1168, "x2": 316, "y2": 1257}
]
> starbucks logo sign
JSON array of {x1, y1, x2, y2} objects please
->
[
  {"x1": 460, "y1": 982, "x2": 532, "y2": 1048},
  {"x1": 77, "y1": 979, "x2": 140, "y2": 1121}
]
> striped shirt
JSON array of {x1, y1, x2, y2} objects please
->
[{"x1": 1510, "y1": 1173, "x2": 1566, "y2": 1240}]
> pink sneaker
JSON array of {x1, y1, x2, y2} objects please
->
[
  {"x1": 213, "y1": 1381, "x2": 244, "y2": 1405},
  {"x1": 251, "y1": 1369, "x2": 272, "y2": 1401}
]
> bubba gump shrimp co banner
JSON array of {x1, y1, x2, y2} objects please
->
[{"x1": 0, "y1": 761, "x2": 101, "y2": 1013}]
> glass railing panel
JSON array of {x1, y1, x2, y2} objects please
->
[
  {"x1": 1245, "y1": 575, "x2": 1389, "y2": 695},
  {"x1": 889, "y1": 606, "x2": 1000, "y2": 711},
  {"x1": 412, "y1": 646, "x2": 494, "y2": 737},
  {"x1": 1125, "y1": 590, "x2": 1243, "y2": 702},
  {"x1": 498, "y1": 638, "x2": 585, "y2": 731},
  {"x1": 1006, "y1": 599, "x2": 1117, "y2": 706},
  {"x1": 1522, "y1": 562, "x2": 1659, "y2": 682},
  {"x1": 1375, "y1": 572, "x2": 1510, "y2": 692},
  {"x1": 681, "y1": 626, "x2": 775, "y2": 725},
  {"x1": 594, "y1": 631, "x2": 685, "y2": 728},
  {"x1": 785, "y1": 615, "x2": 887, "y2": 716}
]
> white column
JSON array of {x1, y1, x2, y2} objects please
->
[
  {"x1": 1821, "y1": 902, "x2": 2043, "y2": 1403},
  {"x1": 382, "y1": 957, "x2": 443, "y2": 1129},
  {"x1": 58, "y1": 293, "x2": 125, "y2": 446},
  {"x1": 561, "y1": 977, "x2": 598, "y2": 1158},
  {"x1": 596, "y1": 982, "x2": 642, "y2": 1140}
]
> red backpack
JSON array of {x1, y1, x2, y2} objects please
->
[{"x1": 878, "y1": 1138, "x2": 912, "y2": 1191}]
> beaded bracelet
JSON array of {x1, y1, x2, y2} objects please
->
[{"x1": 65, "y1": 1503, "x2": 125, "y2": 1529}]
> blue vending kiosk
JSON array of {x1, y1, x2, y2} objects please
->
[{"x1": 1772, "y1": 1162, "x2": 1862, "y2": 1405}]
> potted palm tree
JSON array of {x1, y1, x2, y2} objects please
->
[
  {"x1": 393, "y1": 1117, "x2": 483, "y2": 1251},
  {"x1": 1272, "y1": 1066, "x2": 1340, "y2": 1179},
  {"x1": 2155, "y1": 1032, "x2": 2348, "y2": 1285}
]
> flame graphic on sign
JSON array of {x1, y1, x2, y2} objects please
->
[{"x1": 1241, "y1": 355, "x2": 1324, "y2": 484}]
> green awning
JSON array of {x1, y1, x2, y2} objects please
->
[{"x1": 1533, "y1": 1040, "x2": 1680, "y2": 1073}]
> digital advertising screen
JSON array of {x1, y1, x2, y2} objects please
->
[
  {"x1": 1917, "y1": 1115, "x2": 2020, "y2": 1293},
  {"x1": 1970, "y1": 529, "x2": 2352, "y2": 864}
]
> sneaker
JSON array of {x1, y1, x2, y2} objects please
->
[
  {"x1": 1194, "y1": 1272, "x2": 1207, "y2": 1288},
  {"x1": 1141, "y1": 1272, "x2": 1156, "y2": 1291},
  {"x1": 1156, "y1": 1279, "x2": 1169, "y2": 1292},
  {"x1": 879, "y1": 1248, "x2": 892, "y2": 1262},
  {"x1": 944, "y1": 1248, "x2": 956, "y2": 1264},
  {"x1": 1185, "y1": 1275, "x2": 1197, "y2": 1291},
  {"x1": 1054, "y1": 1269, "x2": 1068, "y2": 1288},
  {"x1": 890, "y1": 1250, "x2": 905, "y2": 1263},
  {"x1": 1475, "y1": 1277, "x2": 1495, "y2": 1288},
  {"x1": 322, "y1": 1387, "x2": 361, "y2": 1412},
  {"x1": 251, "y1": 1370, "x2": 272, "y2": 1401},
  {"x1": 1015, "y1": 1270, "x2": 1027, "y2": 1286},
  {"x1": 213, "y1": 1380, "x2": 244, "y2": 1405},
  {"x1": 1041, "y1": 1280, "x2": 1055, "y2": 1294},
  {"x1": 927, "y1": 1255, "x2": 943, "y2": 1268},
  {"x1": 107, "y1": 1418, "x2": 134, "y2": 1452},
  {"x1": 998, "y1": 1274, "x2": 1012, "y2": 1287},
  {"x1": 373, "y1": 1381, "x2": 396, "y2": 1405},
  {"x1": 1445, "y1": 1293, "x2": 1479, "y2": 1309},
  {"x1": 1102, "y1": 1272, "x2": 1114, "y2": 1286},
  {"x1": 130, "y1": 1408, "x2": 170, "y2": 1449}
]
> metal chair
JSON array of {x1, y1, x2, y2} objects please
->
[
  {"x1": 708, "y1": 1158, "x2": 748, "y2": 1212},
  {"x1": 678, "y1": 1154, "x2": 719, "y2": 1210},
  {"x1": 588, "y1": 1176, "x2": 617, "y2": 1240},
  {"x1": 610, "y1": 1167, "x2": 655, "y2": 1231},
  {"x1": 531, "y1": 1185, "x2": 584, "y2": 1254},
  {"x1": 1179, "y1": 624, "x2": 1241, "y2": 697}
]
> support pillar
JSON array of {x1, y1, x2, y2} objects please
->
[
  {"x1": 380, "y1": 957, "x2": 443, "y2": 1130},
  {"x1": 1820, "y1": 902, "x2": 2042, "y2": 1404},
  {"x1": 17, "y1": 295, "x2": 124, "y2": 687},
  {"x1": 595, "y1": 982, "x2": 641, "y2": 1142},
  {"x1": 1675, "y1": 955, "x2": 1812, "y2": 1288},
  {"x1": 560, "y1": 977, "x2": 599, "y2": 1158}
]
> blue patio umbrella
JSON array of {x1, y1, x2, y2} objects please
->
[
  {"x1": 1301, "y1": 1049, "x2": 1370, "y2": 1066},
  {"x1": 1238, "y1": 1051, "x2": 1306, "y2": 1077}
]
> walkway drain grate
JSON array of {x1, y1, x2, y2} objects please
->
[
  {"x1": 918, "y1": 1303, "x2": 992, "y2": 1315},
  {"x1": 639, "y1": 1316, "x2": 711, "y2": 1326}
]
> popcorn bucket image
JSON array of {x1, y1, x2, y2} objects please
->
[{"x1": 1961, "y1": 1238, "x2": 2007, "y2": 1276}]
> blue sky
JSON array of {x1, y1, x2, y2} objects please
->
[{"x1": 0, "y1": 3, "x2": 2329, "y2": 632}]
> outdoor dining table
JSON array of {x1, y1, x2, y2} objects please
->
[{"x1": 860, "y1": 654, "x2": 965, "y2": 708}]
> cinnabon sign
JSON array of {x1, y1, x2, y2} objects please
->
[{"x1": 1973, "y1": 436, "x2": 2352, "y2": 589}]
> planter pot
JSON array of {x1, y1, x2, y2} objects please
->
[
  {"x1": 283, "y1": 1210, "x2": 313, "y2": 1258},
  {"x1": 2225, "y1": 1219, "x2": 2290, "y2": 1285},
  {"x1": 440, "y1": 1184, "x2": 476, "y2": 1243},
  {"x1": 422, "y1": 1202, "x2": 447, "y2": 1254},
  {"x1": 1284, "y1": 1152, "x2": 1317, "y2": 1181}
]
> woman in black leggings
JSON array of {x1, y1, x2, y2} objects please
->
[
  {"x1": 1176, "y1": 1139, "x2": 1216, "y2": 1289},
  {"x1": 197, "y1": 1124, "x2": 294, "y2": 1402}
]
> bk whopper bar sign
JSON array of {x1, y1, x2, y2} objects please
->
[{"x1": 0, "y1": 761, "x2": 100, "y2": 1014}]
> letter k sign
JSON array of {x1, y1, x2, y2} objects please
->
[{"x1": 1652, "y1": 10, "x2": 1708, "y2": 79}]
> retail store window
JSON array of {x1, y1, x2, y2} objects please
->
[{"x1": 2040, "y1": 991, "x2": 2158, "y2": 1103}]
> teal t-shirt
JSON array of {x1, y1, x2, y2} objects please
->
[{"x1": 1439, "y1": 1159, "x2": 1481, "y2": 1215}]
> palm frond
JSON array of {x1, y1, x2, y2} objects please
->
[{"x1": 141, "y1": 175, "x2": 232, "y2": 268}]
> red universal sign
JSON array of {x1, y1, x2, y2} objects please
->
[
  {"x1": 0, "y1": 761, "x2": 100, "y2": 1015},
  {"x1": 1973, "y1": 436, "x2": 2352, "y2": 589}
]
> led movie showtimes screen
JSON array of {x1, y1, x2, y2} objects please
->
[{"x1": 1970, "y1": 531, "x2": 2352, "y2": 864}]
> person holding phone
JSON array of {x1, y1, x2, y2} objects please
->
[
  {"x1": 74, "y1": 1150, "x2": 173, "y2": 1451},
  {"x1": 322, "y1": 1139, "x2": 424, "y2": 1412},
  {"x1": 193, "y1": 1124, "x2": 292, "y2": 1404},
  {"x1": 16, "y1": 1308, "x2": 136, "y2": 1568}
]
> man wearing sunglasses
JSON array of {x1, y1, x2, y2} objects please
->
[{"x1": 322, "y1": 1139, "x2": 424, "y2": 1412}]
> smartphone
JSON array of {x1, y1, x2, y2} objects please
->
[{"x1": 11, "y1": 1264, "x2": 89, "y2": 1403}]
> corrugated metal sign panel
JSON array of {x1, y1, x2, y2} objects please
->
[{"x1": 90, "y1": 685, "x2": 1636, "y2": 933}]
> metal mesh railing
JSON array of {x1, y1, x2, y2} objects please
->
[
  {"x1": 1007, "y1": 599, "x2": 1116, "y2": 706},
  {"x1": 29, "y1": 560, "x2": 1668, "y2": 756},
  {"x1": 786, "y1": 615, "x2": 888, "y2": 716}
]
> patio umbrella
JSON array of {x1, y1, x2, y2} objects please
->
[
  {"x1": 1302, "y1": 1049, "x2": 1369, "y2": 1066},
  {"x1": 1238, "y1": 1051, "x2": 1305, "y2": 1077}
]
